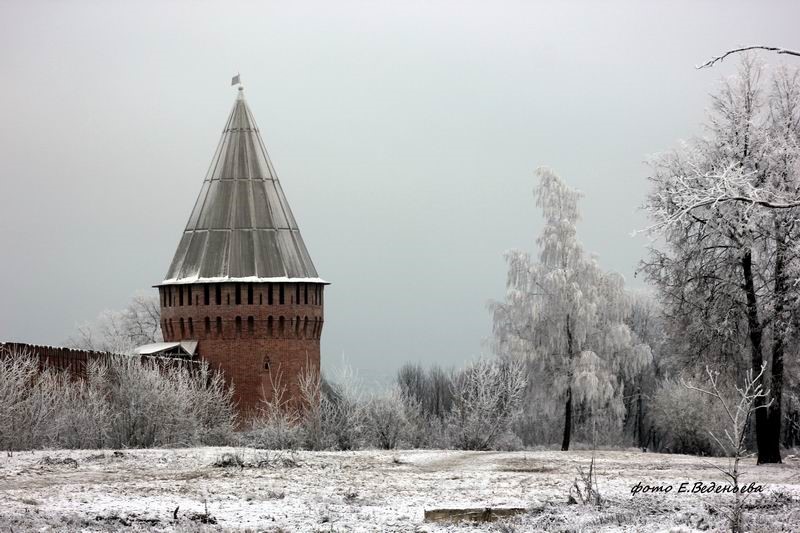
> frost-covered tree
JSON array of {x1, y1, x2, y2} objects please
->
[
  {"x1": 642, "y1": 58, "x2": 800, "y2": 463},
  {"x1": 491, "y1": 168, "x2": 651, "y2": 450},
  {"x1": 446, "y1": 358, "x2": 526, "y2": 450},
  {"x1": 364, "y1": 387, "x2": 410, "y2": 449},
  {"x1": 396, "y1": 363, "x2": 454, "y2": 420},
  {"x1": 68, "y1": 293, "x2": 163, "y2": 353},
  {"x1": 683, "y1": 366, "x2": 771, "y2": 533},
  {"x1": 621, "y1": 290, "x2": 666, "y2": 449}
]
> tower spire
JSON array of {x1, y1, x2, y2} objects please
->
[{"x1": 161, "y1": 89, "x2": 325, "y2": 285}]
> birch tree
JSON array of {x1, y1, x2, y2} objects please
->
[
  {"x1": 491, "y1": 168, "x2": 651, "y2": 450},
  {"x1": 642, "y1": 58, "x2": 800, "y2": 463}
]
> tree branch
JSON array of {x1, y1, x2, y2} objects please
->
[{"x1": 698, "y1": 46, "x2": 800, "y2": 69}]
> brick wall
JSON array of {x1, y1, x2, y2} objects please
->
[{"x1": 158, "y1": 281, "x2": 325, "y2": 416}]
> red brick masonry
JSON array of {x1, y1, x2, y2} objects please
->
[{"x1": 158, "y1": 281, "x2": 324, "y2": 416}]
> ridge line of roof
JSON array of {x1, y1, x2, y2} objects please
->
[{"x1": 156, "y1": 276, "x2": 330, "y2": 287}]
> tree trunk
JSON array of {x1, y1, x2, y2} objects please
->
[
  {"x1": 561, "y1": 385, "x2": 572, "y2": 451},
  {"x1": 765, "y1": 224, "x2": 786, "y2": 464},
  {"x1": 562, "y1": 316, "x2": 574, "y2": 452},
  {"x1": 636, "y1": 386, "x2": 645, "y2": 450},
  {"x1": 741, "y1": 250, "x2": 773, "y2": 464},
  {"x1": 785, "y1": 413, "x2": 800, "y2": 448}
]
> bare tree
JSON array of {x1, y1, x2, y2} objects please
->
[
  {"x1": 68, "y1": 293, "x2": 163, "y2": 353},
  {"x1": 682, "y1": 366, "x2": 771, "y2": 533},
  {"x1": 396, "y1": 363, "x2": 454, "y2": 420}
]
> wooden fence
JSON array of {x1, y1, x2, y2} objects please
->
[{"x1": 0, "y1": 342, "x2": 200, "y2": 378}]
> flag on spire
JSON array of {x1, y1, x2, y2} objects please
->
[{"x1": 231, "y1": 73, "x2": 241, "y2": 86}]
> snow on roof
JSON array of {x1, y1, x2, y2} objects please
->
[
  {"x1": 134, "y1": 341, "x2": 198, "y2": 356},
  {"x1": 157, "y1": 276, "x2": 329, "y2": 286},
  {"x1": 161, "y1": 88, "x2": 324, "y2": 286}
]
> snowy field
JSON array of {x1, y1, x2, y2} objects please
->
[{"x1": 1, "y1": 448, "x2": 798, "y2": 532}]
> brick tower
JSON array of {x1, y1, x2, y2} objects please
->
[{"x1": 157, "y1": 86, "x2": 327, "y2": 415}]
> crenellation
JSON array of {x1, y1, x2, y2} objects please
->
[{"x1": 159, "y1": 281, "x2": 325, "y2": 413}]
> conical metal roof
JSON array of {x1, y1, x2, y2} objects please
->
[{"x1": 161, "y1": 88, "x2": 325, "y2": 285}]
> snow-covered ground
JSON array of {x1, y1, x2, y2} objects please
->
[{"x1": 0, "y1": 447, "x2": 798, "y2": 532}]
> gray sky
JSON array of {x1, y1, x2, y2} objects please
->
[{"x1": 1, "y1": 0, "x2": 798, "y2": 385}]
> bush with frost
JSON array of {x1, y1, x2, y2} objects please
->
[
  {"x1": 0, "y1": 348, "x2": 236, "y2": 450},
  {"x1": 446, "y1": 358, "x2": 526, "y2": 450},
  {"x1": 246, "y1": 369, "x2": 303, "y2": 450},
  {"x1": 364, "y1": 387, "x2": 409, "y2": 449},
  {"x1": 651, "y1": 378, "x2": 727, "y2": 455},
  {"x1": 0, "y1": 350, "x2": 59, "y2": 450}
]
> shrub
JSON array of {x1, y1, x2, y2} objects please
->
[
  {"x1": 364, "y1": 387, "x2": 409, "y2": 449},
  {"x1": 102, "y1": 356, "x2": 236, "y2": 448},
  {"x1": 446, "y1": 358, "x2": 526, "y2": 450},
  {"x1": 0, "y1": 349, "x2": 236, "y2": 451},
  {"x1": 650, "y1": 378, "x2": 727, "y2": 455},
  {"x1": 297, "y1": 367, "x2": 333, "y2": 450},
  {"x1": 493, "y1": 431, "x2": 525, "y2": 451},
  {"x1": 248, "y1": 366, "x2": 365, "y2": 452},
  {"x1": 246, "y1": 369, "x2": 303, "y2": 450},
  {"x1": 324, "y1": 378, "x2": 364, "y2": 451},
  {"x1": 186, "y1": 363, "x2": 237, "y2": 445},
  {"x1": 50, "y1": 361, "x2": 112, "y2": 449},
  {"x1": 0, "y1": 350, "x2": 60, "y2": 450}
]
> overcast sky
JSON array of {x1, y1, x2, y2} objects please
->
[{"x1": 1, "y1": 0, "x2": 798, "y2": 385}]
